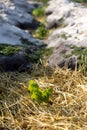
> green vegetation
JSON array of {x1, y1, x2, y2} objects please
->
[
  {"x1": 60, "y1": 32, "x2": 68, "y2": 40},
  {"x1": 36, "y1": 47, "x2": 53, "y2": 59},
  {"x1": 63, "y1": 46, "x2": 87, "y2": 74},
  {"x1": 28, "y1": 80, "x2": 52, "y2": 103},
  {"x1": 71, "y1": 46, "x2": 87, "y2": 74},
  {"x1": 37, "y1": 0, "x2": 49, "y2": 4},
  {"x1": 71, "y1": 46, "x2": 87, "y2": 59},
  {"x1": 33, "y1": 7, "x2": 45, "y2": 18},
  {"x1": 21, "y1": 38, "x2": 34, "y2": 45},
  {"x1": 28, "y1": 54, "x2": 41, "y2": 62},
  {"x1": 63, "y1": 53, "x2": 72, "y2": 58},
  {"x1": 57, "y1": 32, "x2": 72, "y2": 40},
  {"x1": 34, "y1": 24, "x2": 48, "y2": 39},
  {"x1": 32, "y1": 0, "x2": 49, "y2": 40},
  {"x1": 63, "y1": 46, "x2": 87, "y2": 62},
  {"x1": 0, "y1": 44, "x2": 22, "y2": 55},
  {"x1": 24, "y1": 44, "x2": 53, "y2": 63},
  {"x1": 73, "y1": 0, "x2": 87, "y2": 3},
  {"x1": 71, "y1": 46, "x2": 87, "y2": 65}
]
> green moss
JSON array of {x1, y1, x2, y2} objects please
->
[
  {"x1": 63, "y1": 54, "x2": 73, "y2": 58},
  {"x1": 32, "y1": 0, "x2": 49, "y2": 40},
  {"x1": 60, "y1": 32, "x2": 70, "y2": 40},
  {"x1": 57, "y1": 32, "x2": 72, "y2": 40},
  {"x1": 71, "y1": 46, "x2": 87, "y2": 63},
  {"x1": 32, "y1": 7, "x2": 45, "y2": 18},
  {"x1": 24, "y1": 53, "x2": 40, "y2": 62},
  {"x1": 34, "y1": 24, "x2": 49, "y2": 39},
  {"x1": 63, "y1": 46, "x2": 87, "y2": 62},
  {"x1": 71, "y1": 46, "x2": 85, "y2": 55},
  {"x1": 36, "y1": 47, "x2": 53, "y2": 59},
  {"x1": 71, "y1": 46, "x2": 87, "y2": 74},
  {"x1": 21, "y1": 38, "x2": 34, "y2": 45},
  {"x1": 73, "y1": 0, "x2": 87, "y2": 3},
  {"x1": 72, "y1": 0, "x2": 87, "y2": 6},
  {"x1": 0, "y1": 44, "x2": 23, "y2": 55},
  {"x1": 64, "y1": 46, "x2": 87, "y2": 62},
  {"x1": 37, "y1": 0, "x2": 49, "y2": 5},
  {"x1": 24, "y1": 45, "x2": 53, "y2": 63},
  {"x1": 62, "y1": 46, "x2": 87, "y2": 75}
]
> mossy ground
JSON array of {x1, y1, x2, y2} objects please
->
[
  {"x1": 36, "y1": 46, "x2": 53, "y2": 59},
  {"x1": 21, "y1": 38, "x2": 35, "y2": 45},
  {"x1": 0, "y1": 42, "x2": 53, "y2": 67},
  {"x1": 32, "y1": 7, "x2": 45, "y2": 18},
  {"x1": 37, "y1": 0, "x2": 49, "y2": 5},
  {"x1": 73, "y1": 0, "x2": 87, "y2": 3},
  {"x1": 34, "y1": 24, "x2": 49, "y2": 39},
  {"x1": 63, "y1": 46, "x2": 87, "y2": 75},
  {"x1": 0, "y1": 44, "x2": 23, "y2": 55},
  {"x1": 72, "y1": 0, "x2": 87, "y2": 6},
  {"x1": 32, "y1": 0, "x2": 49, "y2": 40}
]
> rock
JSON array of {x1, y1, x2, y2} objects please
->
[
  {"x1": 45, "y1": 0, "x2": 87, "y2": 48},
  {"x1": 47, "y1": 43, "x2": 78, "y2": 69},
  {"x1": 44, "y1": 0, "x2": 87, "y2": 69},
  {"x1": 48, "y1": 54, "x2": 65, "y2": 67},
  {"x1": 45, "y1": 10, "x2": 53, "y2": 16},
  {"x1": 0, "y1": 44, "x2": 41, "y2": 71},
  {"x1": 66, "y1": 55, "x2": 78, "y2": 70},
  {"x1": 48, "y1": 52, "x2": 77, "y2": 70},
  {"x1": 0, "y1": 0, "x2": 43, "y2": 71},
  {"x1": 0, "y1": 54, "x2": 28, "y2": 71},
  {"x1": 16, "y1": 19, "x2": 40, "y2": 30},
  {"x1": 0, "y1": 23, "x2": 42, "y2": 46},
  {"x1": 0, "y1": 0, "x2": 41, "y2": 45},
  {"x1": 46, "y1": 19, "x2": 59, "y2": 29},
  {"x1": 0, "y1": 0, "x2": 43, "y2": 72}
]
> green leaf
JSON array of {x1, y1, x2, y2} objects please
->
[
  {"x1": 31, "y1": 90, "x2": 42, "y2": 103},
  {"x1": 28, "y1": 80, "x2": 39, "y2": 92},
  {"x1": 42, "y1": 88, "x2": 52, "y2": 102}
]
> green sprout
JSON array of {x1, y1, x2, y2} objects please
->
[{"x1": 28, "y1": 80, "x2": 52, "y2": 103}]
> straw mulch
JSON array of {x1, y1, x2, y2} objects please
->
[{"x1": 0, "y1": 65, "x2": 87, "y2": 130}]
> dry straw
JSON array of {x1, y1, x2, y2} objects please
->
[{"x1": 0, "y1": 64, "x2": 87, "y2": 130}]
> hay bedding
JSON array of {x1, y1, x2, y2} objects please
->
[{"x1": 0, "y1": 67, "x2": 87, "y2": 130}]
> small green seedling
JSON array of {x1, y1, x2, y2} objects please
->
[
  {"x1": 28, "y1": 80, "x2": 39, "y2": 92},
  {"x1": 28, "y1": 80, "x2": 52, "y2": 103}
]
